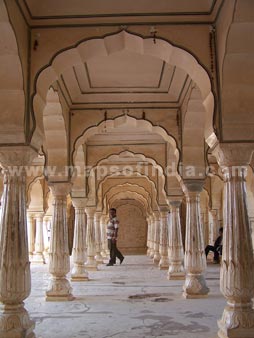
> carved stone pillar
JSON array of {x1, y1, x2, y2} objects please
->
[
  {"x1": 146, "y1": 216, "x2": 152, "y2": 256},
  {"x1": 71, "y1": 198, "x2": 89, "y2": 281},
  {"x1": 159, "y1": 209, "x2": 169, "y2": 270},
  {"x1": 46, "y1": 182, "x2": 73, "y2": 301},
  {"x1": 0, "y1": 146, "x2": 36, "y2": 338},
  {"x1": 100, "y1": 214, "x2": 108, "y2": 258},
  {"x1": 167, "y1": 198, "x2": 185, "y2": 280},
  {"x1": 43, "y1": 217, "x2": 50, "y2": 253},
  {"x1": 183, "y1": 180, "x2": 209, "y2": 298},
  {"x1": 201, "y1": 208, "x2": 209, "y2": 247},
  {"x1": 33, "y1": 213, "x2": 45, "y2": 264},
  {"x1": 94, "y1": 212, "x2": 103, "y2": 264},
  {"x1": 27, "y1": 212, "x2": 35, "y2": 260},
  {"x1": 153, "y1": 212, "x2": 161, "y2": 264},
  {"x1": 85, "y1": 207, "x2": 97, "y2": 271},
  {"x1": 149, "y1": 215, "x2": 155, "y2": 258},
  {"x1": 210, "y1": 209, "x2": 219, "y2": 245},
  {"x1": 213, "y1": 143, "x2": 254, "y2": 338}
]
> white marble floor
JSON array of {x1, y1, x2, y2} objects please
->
[{"x1": 26, "y1": 255, "x2": 225, "y2": 338}]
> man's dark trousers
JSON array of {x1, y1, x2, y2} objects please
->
[{"x1": 108, "y1": 239, "x2": 124, "y2": 264}]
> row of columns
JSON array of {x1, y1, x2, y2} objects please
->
[
  {"x1": 27, "y1": 213, "x2": 51, "y2": 264},
  {"x1": 146, "y1": 143, "x2": 254, "y2": 338},
  {"x1": 0, "y1": 144, "x2": 254, "y2": 338}
]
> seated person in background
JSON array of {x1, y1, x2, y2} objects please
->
[{"x1": 205, "y1": 227, "x2": 223, "y2": 264}]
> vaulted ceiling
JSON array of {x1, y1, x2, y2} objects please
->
[{"x1": 57, "y1": 51, "x2": 191, "y2": 109}]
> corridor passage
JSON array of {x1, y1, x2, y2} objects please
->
[{"x1": 26, "y1": 256, "x2": 225, "y2": 338}]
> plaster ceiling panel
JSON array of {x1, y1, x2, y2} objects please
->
[
  {"x1": 24, "y1": 0, "x2": 215, "y2": 17},
  {"x1": 86, "y1": 51, "x2": 163, "y2": 88},
  {"x1": 57, "y1": 50, "x2": 189, "y2": 107}
]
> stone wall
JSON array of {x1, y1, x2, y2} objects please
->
[{"x1": 116, "y1": 204, "x2": 147, "y2": 254}]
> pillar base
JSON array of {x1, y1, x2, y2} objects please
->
[
  {"x1": 183, "y1": 292, "x2": 208, "y2": 299},
  {"x1": 32, "y1": 253, "x2": 45, "y2": 264},
  {"x1": 149, "y1": 250, "x2": 154, "y2": 259},
  {"x1": 168, "y1": 272, "x2": 185, "y2": 280},
  {"x1": 71, "y1": 264, "x2": 89, "y2": 281},
  {"x1": 218, "y1": 322, "x2": 254, "y2": 338},
  {"x1": 159, "y1": 257, "x2": 169, "y2": 270},
  {"x1": 95, "y1": 254, "x2": 104, "y2": 264},
  {"x1": 217, "y1": 305, "x2": 254, "y2": 338},
  {"x1": 168, "y1": 263, "x2": 185, "y2": 279},
  {"x1": 46, "y1": 277, "x2": 74, "y2": 301},
  {"x1": 183, "y1": 273, "x2": 209, "y2": 298},
  {"x1": 0, "y1": 303, "x2": 35, "y2": 338},
  {"x1": 46, "y1": 294, "x2": 75, "y2": 301},
  {"x1": 85, "y1": 258, "x2": 98, "y2": 271},
  {"x1": 101, "y1": 250, "x2": 108, "y2": 259},
  {"x1": 153, "y1": 252, "x2": 160, "y2": 264}
]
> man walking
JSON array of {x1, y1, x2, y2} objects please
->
[{"x1": 106, "y1": 208, "x2": 124, "y2": 266}]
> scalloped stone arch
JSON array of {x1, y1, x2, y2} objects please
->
[
  {"x1": 96, "y1": 170, "x2": 161, "y2": 206},
  {"x1": 0, "y1": 0, "x2": 26, "y2": 143},
  {"x1": 27, "y1": 177, "x2": 44, "y2": 213},
  {"x1": 32, "y1": 30, "x2": 216, "y2": 147},
  {"x1": 112, "y1": 199, "x2": 147, "y2": 217},
  {"x1": 86, "y1": 150, "x2": 168, "y2": 204},
  {"x1": 43, "y1": 88, "x2": 68, "y2": 172},
  {"x1": 182, "y1": 86, "x2": 207, "y2": 177},
  {"x1": 73, "y1": 115, "x2": 179, "y2": 166},
  {"x1": 106, "y1": 191, "x2": 151, "y2": 215},
  {"x1": 103, "y1": 182, "x2": 153, "y2": 210}
]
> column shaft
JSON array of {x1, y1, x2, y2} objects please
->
[
  {"x1": 85, "y1": 207, "x2": 97, "y2": 271},
  {"x1": 94, "y1": 212, "x2": 103, "y2": 264},
  {"x1": 149, "y1": 216, "x2": 155, "y2": 258},
  {"x1": 71, "y1": 198, "x2": 89, "y2": 281},
  {"x1": 159, "y1": 210, "x2": 169, "y2": 270},
  {"x1": 33, "y1": 213, "x2": 45, "y2": 264},
  {"x1": 183, "y1": 180, "x2": 209, "y2": 298},
  {"x1": 168, "y1": 199, "x2": 185, "y2": 280},
  {"x1": 46, "y1": 183, "x2": 73, "y2": 301},
  {"x1": 27, "y1": 213, "x2": 35, "y2": 259},
  {"x1": 153, "y1": 212, "x2": 161, "y2": 263},
  {"x1": 0, "y1": 146, "x2": 36, "y2": 338},
  {"x1": 218, "y1": 166, "x2": 254, "y2": 338}
]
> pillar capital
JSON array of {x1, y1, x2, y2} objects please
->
[
  {"x1": 85, "y1": 206, "x2": 96, "y2": 217},
  {"x1": 0, "y1": 145, "x2": 37, "y2": 167},
  {"x1": 183, "y1": 179, "x2": 204, "y2": 193},
  {"x1": 212, "y1": 142, "x2": 253, "y2": 167},
  {"x1": 72, "y1": 197, "x2": 87, "y2": 209},
  {"x1": 94, "y1": 211, "x2": 102, "y2": 221},
  {"x1": 167, "y1": 196, "x2": 183, "y2": 208},
  {"x1": 153, "y1": 211, "x2": 160, "y2": 220},
  {"x1": 159, "y1": 206, "x2": 169, "y2": 217},
  {"x1": 35, "y1": 212, "x2": 44, "y2": 219},
  {"x1": 49, "y1": 182, "x2": 72, "y2": 197}
]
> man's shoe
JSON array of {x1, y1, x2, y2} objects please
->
[
  {"x1": 106, "y1": 263, "x2": 114, "y2": 266},
  {"x1": 120, "y1": 257, "x2": 124, "y2": 264}
]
